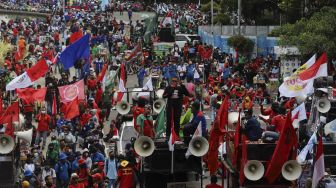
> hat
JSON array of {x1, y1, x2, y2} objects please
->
[
  {"x1": 120, "y1": 160, "x2": 129, "y2": 167},
  {"x1": 24, "y1": 170, "x2": 32, "y2": 177},
  {"x1": 71, "y1": 173, "x2": 78, "y2": 178},
  {"x1": 22, "y1": 181, "x2": 30, "y2": 188},
  {"x1": 59, "y1": 153, "x2": 67, "y2": 160},
  {"x1": 78, "y1": 158, "x2": 85, "y2": 165},
  {"x1": 83, "y1": 148, "x2": 89, "y2": 153}
]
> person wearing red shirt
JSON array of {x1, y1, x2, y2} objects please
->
[
  {"x1": 260, "y1": 102, "x2": 279, "y2": 124},
  {"x1": 132, "y1": 98, "x2": 146, "y2": 133},
  {"x1": 80, "y1": 109, "x2": 92, "y2": 127},
  {"x1": 35, "y1": 108, "x2": 51, "y2": 149},
  {"x1": 206, "y1": 175, "x2": 223, "y2": 188},
  {"x1": 68, "y1": 173, "x2": 85, "y2": 188},
  {"x1": 270, "y1": 106, "x2": 286, "y2": 133},
  {"x1": 77, "y1": 159, "x2": 89, "y2": 186},
  {"x1": 95, "y1": 82, "x2": 103, "y2": 108},
  {"x1": 116, "y1": 160, "x2": 136, "y2": 188}
]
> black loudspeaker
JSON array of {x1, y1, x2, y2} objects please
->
[
  {"x1": 313, "y1": 76, "x2": 334, "y2": 88},
  {"x1": 0, "y1": 155, "x2": 14, "y2": 185},
  {"x1": 247, "y1": 143, "x2": 276, "y2": 161},
  {"x1": 144, "y1": 147, "x2": 202, "y2": 173},
  {"x1": 158, "y1": 28, "x2": 175, "y2": 42}
]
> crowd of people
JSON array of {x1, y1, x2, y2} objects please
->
[{"x1": 0, "y1": 1, "x2": 308, "y2": 188}]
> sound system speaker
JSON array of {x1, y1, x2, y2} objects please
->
[
  {"x1": 247, "y1": 143, "x2": 276, "y2": 161},
  {"x1": 158, "y1": 28, "x2": 175, "y2": 42},
  {"x1": 313, "y1": 76, "x2": 334, "y2": 88},
  {"x1": 0, "y1": 155, "x2": 14, "y2": 186},
  {"x1": 144, "y1": 147, "x2": 202, "y2": 173}
]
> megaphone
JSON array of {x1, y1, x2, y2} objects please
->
[
  {"x1": 228, "y1": 112, "x2": 239, "y2": 128},
  {"x1": 244, "y1": 160, "x2": 264, "y2": 181},
  {"x1": 189, "y1": 136, "x2": 209, "y2": 157},
  {"x1": 281, "y1": 160, "x2": 302, "y2": 181},
  {"x1": 317, "y1": 98, "x2": 331, "y2": 113},
  {"x1": 134, "y1": 136, "x2": 155, "y2": 157},
  {"x1": 153, "y1": 99, "x2": 166, "y2": 114},
  {"x1": 0, "y1": 134, "x2": 15, "y2": 154},
  {"x1": 116, "y1": 101, "x2": 131, "y2": 115},
  {"x1": 15, "y1": 129, "x2": 33, "y2": 144},
  {"x1": 156, "y1": 89, "x2": 164, "y2": 99}
]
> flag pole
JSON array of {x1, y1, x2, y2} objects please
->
[{"x1": 171, "y1": 149, "x2": 174, "y2": 174}]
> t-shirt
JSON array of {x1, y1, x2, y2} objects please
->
[
  {"x1": 117, "y1": 166, "x2": 136, "y2": 188},
  {"x1": 36, "y1": 114, "x2": 51, "y2": 132}
]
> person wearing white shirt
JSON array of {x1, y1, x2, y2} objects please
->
[
  {"x1": 177, "y1": 62, "x2": 187, "y2": 81},
  {"x1": 41, "y1": 165, "x2": 56, "y2": 186}
]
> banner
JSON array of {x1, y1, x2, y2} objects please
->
[{"x1": 58, "y1": 80, "x2": 85, "y2": 102}]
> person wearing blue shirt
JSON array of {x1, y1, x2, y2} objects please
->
[
  {"x1": 186, "y1": 62, "x2": 195, "y2": 82},
  {"x1": 137, "y1": 66, "x2": 147, "y2": 87},
  {"x1": 55, "y1": 153, "x2": 71, "y2": 188},
  {"x1": 168, "y1": 62, "x2": 178, "y2": 79},
  {"x1": 183, "y1": 101, "x2": 207, "y2": 145},
  {"x1": 56, "y1": 113, "x2": 68, "y2": 135},
  {"x1": 243, "y1": 110, "x2": 262, "y2": 141},
  {"x1": 105, "y1": 151, "x2": 118, "y2": 188},
  {"x1": 93, "y1": 55, "x2": 104, "y2": 75},
  {"x1": 91, "y1": 147, "x2": 105, "y2": 163}
]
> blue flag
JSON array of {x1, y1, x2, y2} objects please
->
[{"x1": 60, "y1": 34, "x2": 90, "y2": 70}]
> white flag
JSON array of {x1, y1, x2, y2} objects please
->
[
  {"x1": 6, "y1": 72, "x2": 33, "y2": 91},
  {"x1": 279, "y1": 53, "x2": 328, "y2": 97},
  {"x1": 291, "y1": 103, "x2": 307, "y2": 122},
  {"x1": 297, "y1": 133, "x2": 316, "y2": 164},
  {"x1": 138, "y1": 77, "x2": 153, "y2": 98}
]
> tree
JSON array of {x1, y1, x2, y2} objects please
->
[
  {"x1": 271, "y1": 7, "x2": 336, "y2": 60},
  {"x1": 227, "y1": 35, "x2": 254, "y2": 54}
]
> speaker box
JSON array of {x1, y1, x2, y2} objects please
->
[
  {"x1": 0, "y1": 155, "x2": 14, "y2": 184},
  {"x1": 247, "y1": 143, "x2": 276, "y2": 161},
  {"x1": 144, "y1": 147, "x2": 202, "y2": 173},
  {"x1": 158, "y1": 28, "x2": 175, "y2": 42},
  {"x1": 313, "y1": 76, "x2": 334, "y2": 88},
  {"x1": 144, "y1": 172, "x2": 190, "y2": 188}
]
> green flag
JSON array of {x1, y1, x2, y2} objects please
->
[
  {"x1": 104, "y1": 68, "x2": 119, "y2": 93},
  {"x1": 180, "y1": 108, "x2": 193, "y2": 126},
  {"x1": 155, "y1": 108, "x2": 166, "y2": 138}
]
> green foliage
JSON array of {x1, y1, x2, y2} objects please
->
[
  {"x1": 213, "y1": 13, "x2": 231, "y2": 25},
  {"x1": 200, "y1": 1, "x2": 221, "y2": 13},
  {"x1": 271, "y1": 7, "x2": 336, "y2": 59},
  {"x1": 227, "y1": 35, "x2": 255, "y2": 54}
]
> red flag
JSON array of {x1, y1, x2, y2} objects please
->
[
  {"x1": 0, "y1": 102, "x2": 19, "y2": 137},
  {"x1": 233, "y1": 110, "x2": 241, "y2": 166},
  {"x1": 16, "y1": 87, "x2": 47, "y2": 103},
  {"x1": 264, "y1": 112, "x2": 298, "y2": 183},
  {"x1": 58, "y1": 80, "x2": 85, "y2": 102},
  {"x1": 312, "y1": 134, "x2": 325, "y2": 188},
  {"x1": 213, "y1": 95, "x2": 229, "y2": 133},
  {"x1": 70, "y1": 30, "x2": 83, "y2": 44},
  {"x1": 117, "y1": 63, "x2": 126, "y2": 102},
  {"x1": 63, "y1": 98, "x2": 80, "y2": 120},
  {"x1": 0, "y1": 97, "x2": 3, "y2": 114},
  {"x1": 207, "y1": 128, "x2": 220, "y2": 174},
  {"x1": 97, "y1": 63, "x2": 108, "y2": 82},
  {"x1": 125, "y1": 44, "x2": 142, "y2": 61},
  {"x1": 239, "y1": 135, "x2": 247, "y2": 184},
  {"x1": 26, "y1": 59, "x2": 49, "y2": 81},
  {"x1": 299, "y1": 52, "x2": 327, "y2": 81},
  {"x1": 52, "y1": 94, "x2": 57, "y2": 116},
  {"x1": 168, "y1": 110, "x2": 177, "y2": 151}
]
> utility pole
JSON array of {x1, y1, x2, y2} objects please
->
[
  {"x1": 211, "y1": 0, "x2": 213, "y2": 35},
  {"x1": 237, "y1": 0, "x2": 241, "y2": 35}
]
